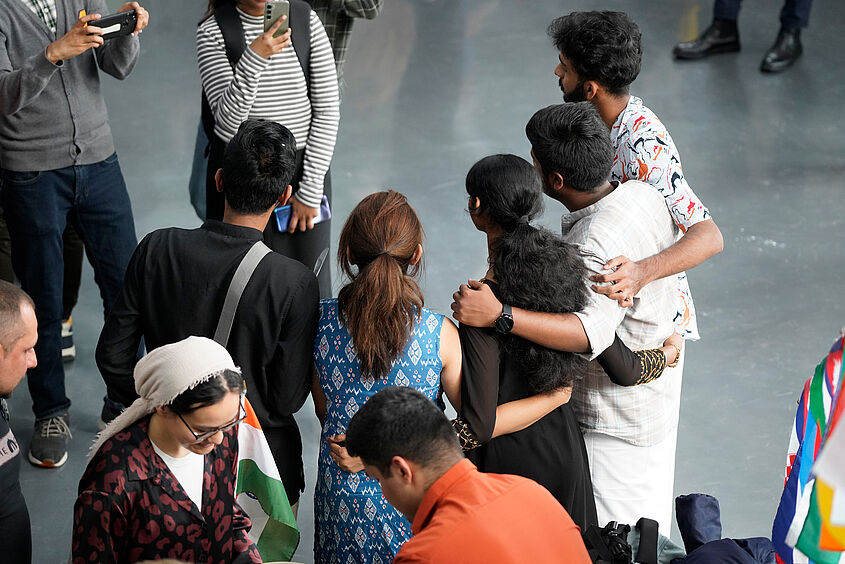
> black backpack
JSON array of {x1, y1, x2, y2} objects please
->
[{"x1": 199, "y1": 0, "x2": 313, "y2": 144}]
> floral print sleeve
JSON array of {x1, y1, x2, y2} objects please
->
[
  {"x1": 610, "y1": 96, "x2": 706, "y2": 340},
  {"x1": 612, "y1": 97, "x2": 711, "y2": 233}
]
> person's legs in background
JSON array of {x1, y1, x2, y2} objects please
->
[
  {"x1": 760, "y1": 0, "x2": 813, "y2": 72},
  {"x1": 673, "y1": 0, "x2": 811, "y2": 71},
  {"x1": 263, "y1": 176, "x2": 332, "y2": 298},
  {"x1": 0, "y1": 207, "x2": 15, "y2": 284},
  {"x1": 0, "y1": 204, "x2": 88, "y2": 363},
  {"x1": 60, "y1": 219, "x2": 84, "y2": 362},
  {"x1": 713, "y1": 0, "x2": 742, "y2": 21},
  {"x1": 673, "y1": 0, "x2": 741, "y2": 60},
  {"x1": 70, "y1": 154, "x2": 139, "y2": 430},
  {"x1": 262, "y1": 151, "x2": 333, "y2": 298},
  {"x1": 0, "y1": 167, "x2": 74, "y2": 468}
]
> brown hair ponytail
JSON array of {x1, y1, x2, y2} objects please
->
[{"x1": 337, "y1": 191, "x2": 425, "y2": 380}]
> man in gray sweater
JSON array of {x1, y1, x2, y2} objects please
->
[{"x1": 0, "y1": 0, "x2": 149, "y2": 468}]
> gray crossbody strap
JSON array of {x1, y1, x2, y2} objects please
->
[{"x1": 214, "y1": 241, "x2": 272, "y2": 347}]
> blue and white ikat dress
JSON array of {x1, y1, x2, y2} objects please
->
[{"x1": 313, "y1": 298, "x2": 444, "y2": 564}]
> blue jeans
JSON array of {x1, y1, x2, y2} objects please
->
[
  {"x1": 0, "y1": 154, "x2": 137, "y2": 419},
  {"x1": 714, "y1": 0, "x2": 813, "y2": 28}
]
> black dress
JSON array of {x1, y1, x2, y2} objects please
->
[
  {"x1": 457, "y1": 310, "x2": 665, "y2": 531},
  {"x1": 459, "y1": 324, "x2": 598, "y2": 530}
]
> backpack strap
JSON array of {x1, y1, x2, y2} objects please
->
[
  {"x1": 214, "y1": 241, "x2": 272, "y2": 347},
  {"x1": 288, "y1": 0, "x2": 312, "y2": 96},
  {"x1": 201, "y1": 0, "x2": 313, "y2": 141},
  {"x1": 216, "y1": 0, "x2": 248, "y2": 65}
]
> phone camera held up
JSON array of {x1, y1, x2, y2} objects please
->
[{"x1": 264, "y1": 0, "x2": 290, "y2": 38}]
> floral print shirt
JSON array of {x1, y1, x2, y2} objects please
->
[
  {"x1": 610, "y1": 96, "x2": 712, "y2": 339},
  {"x1": 72, "y1": 417, "x2": 261, "y2": 564}
]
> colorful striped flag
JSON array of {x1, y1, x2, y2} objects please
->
[
  {"x1": 236, "y1": 398, "x2": 300, "y2": 561},
  {"x1": 774, "y1": 333, "x2": 845, "y2": 564}
]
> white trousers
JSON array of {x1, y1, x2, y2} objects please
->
[{"x1": 582, "y1": 356, "x2": 684, "y2": 536}]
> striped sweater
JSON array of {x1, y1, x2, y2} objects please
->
[{"x1": 197, "y1": 8, "x2": 339, "y2": 208}]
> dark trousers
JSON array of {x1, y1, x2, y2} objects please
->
[
  {"x1": 714, "y1": 0, "x2": 813, "y2": 28},
  {"x1": 206, "y1": 140, "x2": 332, "y2": 297},
  {"x1": 0, "y1": 485, "x2": 31, "y2": 564},
  {"x1": 61, "y1": 219, "x2": 84, "y2": 320},
  {"x1": 0, "y1": 154, "x2": 137, "y2": 419},
  {"x1": 0, "y1": 213, "x2": 85, "y2": 319}
]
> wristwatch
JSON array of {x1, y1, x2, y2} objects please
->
[{"x1": 494, "y1": 304, "x2": 514, "y2": 334}]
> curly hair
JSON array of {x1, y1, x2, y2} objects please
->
[
  {"x1": 466, "y1": 155, "x2": 590, "y2": 393},
  {"x1": 548, "y1": 11, "x2": 642, "y2": 96}
]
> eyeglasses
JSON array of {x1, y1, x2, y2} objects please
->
[{"x1": 177, "y1": 397, "x2": 246, "y2": 444}]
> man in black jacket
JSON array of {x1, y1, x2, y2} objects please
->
[{"x1": 96, "y1": 120, "x2": 320, "y2": 507}]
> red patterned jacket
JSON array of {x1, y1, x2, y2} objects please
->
[{"x1": 72, "y1": 417, "x2": 262, "y2": 563}]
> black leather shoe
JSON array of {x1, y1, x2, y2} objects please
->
[
  {"x1": 760, "y1": 27, "x2": 802, "y2": 73},
  {"x1": 673, "y1": 19, "x2": 740, "y2": 59}
]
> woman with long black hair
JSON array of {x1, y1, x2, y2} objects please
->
[{"x1": 455, "y1": 154, "x2": 681, "y2": 529}]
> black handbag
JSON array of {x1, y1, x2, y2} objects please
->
[{"x1": 582, "y1": 518, "x2": 660, "y2": 564}]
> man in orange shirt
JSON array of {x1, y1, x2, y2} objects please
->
[{"x1": 345, "y1": 386, "x2": 592, "y2": 564}]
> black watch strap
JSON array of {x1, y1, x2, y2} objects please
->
[{"x1": 495, "y1": 303, "x2": 514, "y2": 334}]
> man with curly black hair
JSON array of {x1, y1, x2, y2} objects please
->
[{"x1": 547, "y1": 11, "x2": 723, "y2": 345}]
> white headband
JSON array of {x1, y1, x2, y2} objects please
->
[{"x1": 88, "y1": 336, "x2": 239, "y2": 462}]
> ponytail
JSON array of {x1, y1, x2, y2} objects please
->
[
  {"x1": 467, "y1": 155, "x2": 591, "y2": 392},
  {"x1": 338, "y1": 191, "x2": 425, "y2": 380}
]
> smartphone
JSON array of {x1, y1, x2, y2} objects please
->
[
  {"x1": 274, "y1": 195, "x2": 331, "y2": 232},
  {"x1": 264, "y1": 1, "x2": 290, "y2": 38},
  {"x1": 94, "y1": 9, "x2": 137, "y2": 41}
]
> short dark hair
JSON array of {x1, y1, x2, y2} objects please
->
[
  {"x1": 0, "y1": 281, "x2": 34, "y2": 350},
  {"x1": 526, "y1": 102, "x2": 613, "y2": 192},
  {"x1": 346, "y1": 387, "x2": 460, "y2": 476},
  {"x1": 220, "y1": 119, "x2": 297, "y2": 214},
  {"x1": 548, "y1": 11, "x2": 642, "y2": 96},
  {"x1": 169, "y1": 369, "x2": 244, "y2": 414}
]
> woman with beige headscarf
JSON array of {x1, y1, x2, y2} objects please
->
[{"x1": 71, "y1": 336, "x2": 262, "y2": 564}]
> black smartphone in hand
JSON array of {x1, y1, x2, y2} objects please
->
[{"x1": 95, "y1": 9, "x2": 137, "y2": 41}]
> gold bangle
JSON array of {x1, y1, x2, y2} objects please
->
[{"x1": 667, "y1": 343, "x2": 681, "y2": 368}]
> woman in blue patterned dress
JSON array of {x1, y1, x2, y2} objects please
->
[{"x1": 311, "y1": 190, "x2": 463, "y2": 564}]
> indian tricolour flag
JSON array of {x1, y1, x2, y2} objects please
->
[{"x1": 236, "y1": 398, "x2": 300, "y2": 561}]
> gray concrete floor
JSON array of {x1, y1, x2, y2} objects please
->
[{"x1": 7, "y1": 0, "x2": 845, "y2": 562}]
